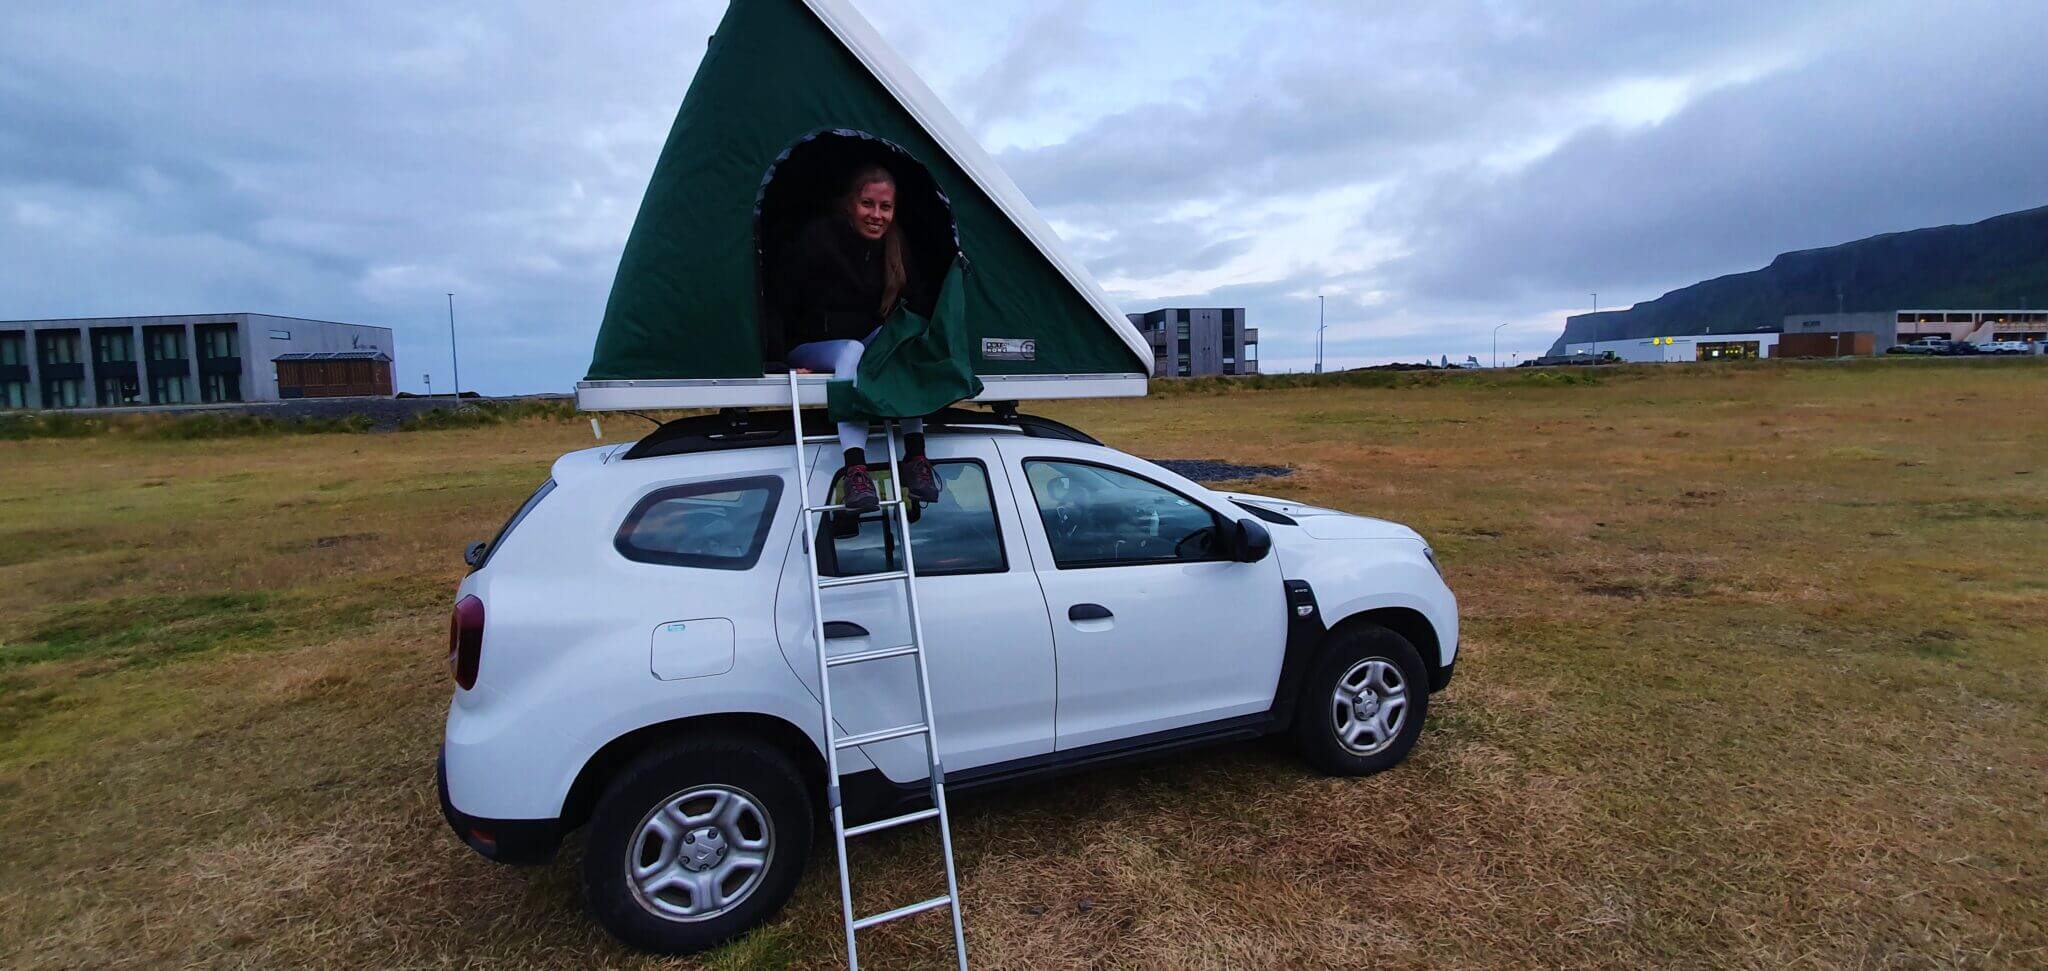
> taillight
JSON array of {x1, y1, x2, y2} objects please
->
[{"x1": 449, "y1": 595, "x2": 485, "y2": 689}]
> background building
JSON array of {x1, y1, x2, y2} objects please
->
[
  {"x1": 1891, "y1": 309, "x2": 2048, "y2": 344},
  {"x1": 1564, "y1": 328, "x2": 1781, "y2": 362},
  {"x1": 0, "y1": 313, "x2": 394, "y2": 410},
  {"x1": 1780, "y1": 311, "x2": 1900, "y2": 353},
  {"x1": 1126, "y1": 308, "x2": 1258, "y2": 377}
]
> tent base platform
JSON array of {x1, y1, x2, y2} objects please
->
[{"x1": 576, "y1": 372, "x2": 1147, "y2": 412}]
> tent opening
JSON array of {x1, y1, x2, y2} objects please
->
[{"x1": 754, "y1": 129, "x2": 960, "y2": 363}]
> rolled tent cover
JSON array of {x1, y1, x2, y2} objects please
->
[{"x1": 585, "y1": 0, "x2": 1149, "y2": 383}]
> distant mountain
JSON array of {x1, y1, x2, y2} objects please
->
[{"x1": 1548, "y1": 205, "x2": 2048, "y2": 353}]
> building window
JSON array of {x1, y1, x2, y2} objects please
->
[
  {"x1": 43, "y1": 379, "x2": 84, "y2": 407},
  {"x1": 0, "y1": 332, "x2": 23, "y2": 367},
  {"x1": 36, "y1": 331, "x2": 80, "y2": 365},
  {"x1": 1695, "y1": 341, "x2": 1761, "y2": 361},
  {"x1": 92, "y1": 329, "x2": 134, "y2": 364},
  {"x1": 268, "y1": 329, "x2": 292, "y2": 340},
  {"x1": 200, "y1": 372, "x2": 242, "y2": 403},
  {"x1": 145, "y1": 328, "x2": 186, "y2": 361},
  {"x1": 197, "y1": 324, "x2": 237, "y2": 360},
  {"x1": 150, "y1": 374, "x2": 191, "y2": 405}
]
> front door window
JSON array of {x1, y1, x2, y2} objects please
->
[{"x1": 1021, "y1": 460, "x2": 1224, "y2": 568}]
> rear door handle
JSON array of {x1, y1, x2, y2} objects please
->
[
  {"x1": 823, "y1": 621, "x2": 868, "y2": 639},
  {"x1": 1068, "y1": 603, "x2": 1113, "y2": 622}
]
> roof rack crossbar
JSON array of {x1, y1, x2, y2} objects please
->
[{"x1": 618, "y1": 403, "x2": 1098, "y2": 461}]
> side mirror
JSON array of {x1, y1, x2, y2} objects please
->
[
  {"x1": 1230, "y1": 517, "x2": 1272, "y2": 563},
  {"x1": 463, "y1": 541, "x2": 488, "y2": 569}
]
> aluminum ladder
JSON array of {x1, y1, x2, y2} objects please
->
[{"x1": 785, "y1": 371, "x2": 970, "y2": 970}]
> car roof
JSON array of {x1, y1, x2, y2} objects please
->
[{"x1": 616, "y1": 406, "x2": 1100, "y2": 462}]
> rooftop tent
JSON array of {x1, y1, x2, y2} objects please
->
[{"x1": 579, "y1": 0, "x2": 1150, "y2": 411}]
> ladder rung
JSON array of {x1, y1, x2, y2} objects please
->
[
  {"x1": 834, "y1": 723, "x2": 928, "y2": 749},
  {"x1": 843, "y1": 807, "x2": 940, "y2": 838},
  {"x1": 806, "y1": 500, "x2": 902, "y2": 515},
  {"x1": 827, "y1": 643, "x2": 920, "y2": 667},
  {"x1": 853, "y1": 894, "x2": 953, "y2": 931},
  {"x1": 799, "y1": 434, "x2": 840, "y2": 443},
  {"x1": 818, "y1": 570, "x2": 910, "y2": 589}
]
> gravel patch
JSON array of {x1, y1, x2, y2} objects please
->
[{"x1": 1148, "y1": 458, "x2": 1294, "y2": 483}]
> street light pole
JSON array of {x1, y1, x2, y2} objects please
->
[
  {"x1": 1493, "y1": 322, "x2": 1508, "y2": 368},
  {"x1": 446, "y1": 293, "x2": 462, "y2": 399},
  {"x1": 1315, "y1": 295, "x2": 1326, "y2": 374}
]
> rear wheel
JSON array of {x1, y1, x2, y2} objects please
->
[
  {"x1": 582, "y1": 736, "x2": 814, "y2": 955},
  {"x1": 1292, "y1": 624, "x2": 1430, "y2": 776}
]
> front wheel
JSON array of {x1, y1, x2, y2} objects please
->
[
  {"x1": 582, "y1": 736, "x2": 814, "y2": 955},
  {"x1": 1292, "y1": 624, "x2": 1430, "y2": 776}
]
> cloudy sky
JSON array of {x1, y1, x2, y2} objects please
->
[{"x1": 4, "y1": 0, "x2": 2045, "y2": 391}]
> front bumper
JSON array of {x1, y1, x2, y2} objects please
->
[
  {"x1": 1430, "y1": 658, "x2": 1456, "y2": 693},
  {"x1": 436, "y1": 750, "x2": 563, "y2": 865}
]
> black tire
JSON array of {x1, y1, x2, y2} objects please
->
[
  {"x1": 1291, "y1": 623, "x2": 1430, "y2": 776},
  {"x1": 582, "y1": 736, "x2": 814, "y2": 956}
]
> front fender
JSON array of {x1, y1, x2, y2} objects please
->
[{"x1": 1284, "y1": 538, "x2": 1458, "y2": 670}]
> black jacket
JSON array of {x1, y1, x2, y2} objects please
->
[{"x1": 761, "y1": 216, "x2": 923, "y2": 363}]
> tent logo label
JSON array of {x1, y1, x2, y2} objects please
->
[{"x1": 981, "y1": 338, "x2": 1036, "y2": 361}]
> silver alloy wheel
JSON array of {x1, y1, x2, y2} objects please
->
[
  {"x1": 1331, "y1": 657, "x2": 1409, "y2": 756},
  {"x1": 626, "y1": 785, "x2": 774, "y2": 922}
]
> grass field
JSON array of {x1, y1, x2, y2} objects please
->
[{"x1": 2, "y1": 359, "x2": 2044, "y2": 969}]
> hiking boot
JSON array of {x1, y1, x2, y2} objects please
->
[
  {"x1": 841, "y1": 464, "x2": 880, "y2": 513},
  {"x1": 903, "y1": 455, "x2": 942, "y2": 504}
]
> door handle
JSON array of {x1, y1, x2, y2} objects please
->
[
  {"x1": 1068, "y1": 603, "x2": 1113, "y2": 622},
  {"x1": 823, "y1": 621, "x2": 868, "y2": 639}
]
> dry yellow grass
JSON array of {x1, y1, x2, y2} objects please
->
[{"x1": 2, "y1": 358, "x2": 2045, "y2": 969}]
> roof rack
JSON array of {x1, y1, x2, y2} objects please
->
[{"x1": 619, "y1": 402, "x2": 1099, "y2": 461}]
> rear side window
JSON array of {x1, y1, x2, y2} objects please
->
[
  {"x1": 819, "y1": 461, "x2": 1005, "y2": 577},
  {"x1": 616, "y1": 476, "x2": 783, "y2": 570},
  {"x1": 474, "y1": 479, "x2": 556, "y2": 572}
]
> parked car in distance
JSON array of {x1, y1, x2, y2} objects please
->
[
  {"x1": 1979, "y1": 339, "x2": 2032, "y2": 355},
  {"x1": 1889, "y1": 337, "x2": 1951, "y2": 355},
  {"x1": 436, "y1": 408, "x2": 1459, "y2": 955}
]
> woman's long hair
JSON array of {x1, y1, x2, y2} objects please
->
[{"x1": 843, "y1": 165, "x2": 907, "y2": 316}]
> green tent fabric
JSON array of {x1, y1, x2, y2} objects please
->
[
  {"x1": 584, "y1": 0, "x2": 1147, "y2": 385},
  {"x1": 826, "y1": 257, "x2": 982, "y2": 421}
]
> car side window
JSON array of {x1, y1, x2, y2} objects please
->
[
  {"x1": 616, "y1": 476, "x2": 782, "y2": 570},
  {"x1": 821, "y1": 461, "x2": 1005, "y2": 577},
  {"x1": 1022, "y1": 460, "x2": 1224, "y2": 568}
]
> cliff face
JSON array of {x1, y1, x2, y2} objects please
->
[{"x1": 1548, "y1": 205, "x2": 2048, "y2": 353}]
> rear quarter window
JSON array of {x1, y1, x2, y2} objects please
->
[{"x1": 615, "y1": 476, "x2": 783, "y2": 570}]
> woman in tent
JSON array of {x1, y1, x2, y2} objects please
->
[{"x1": 767, "y1": 164, "x2": 942, "y2": 514}]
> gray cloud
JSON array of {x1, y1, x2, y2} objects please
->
[
  {"x1": 2, "y1": 0, "x2": 2043, "y2": 389},
  {"x1": 1390, "y1": 1, "x2": 2048, "y2": 312}
]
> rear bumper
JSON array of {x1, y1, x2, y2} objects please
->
[{"x1": 436, "y1": 750, "x2": 563, "y2": 865}]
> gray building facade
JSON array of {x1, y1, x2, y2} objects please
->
[
  {"x1": 0, "y1": 313, "x2": 395, "y2": 410},
  {"x1": 1125, "y1": 308, "x2": 1258, "y2": 378}
]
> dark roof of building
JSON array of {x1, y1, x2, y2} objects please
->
[{"x1": 273, "y1": 351, "x2": 392, "y2": 362}]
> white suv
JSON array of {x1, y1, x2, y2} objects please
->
[{"x1": 437, "y1": 408, "x2": 1459, "y2": 955}]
